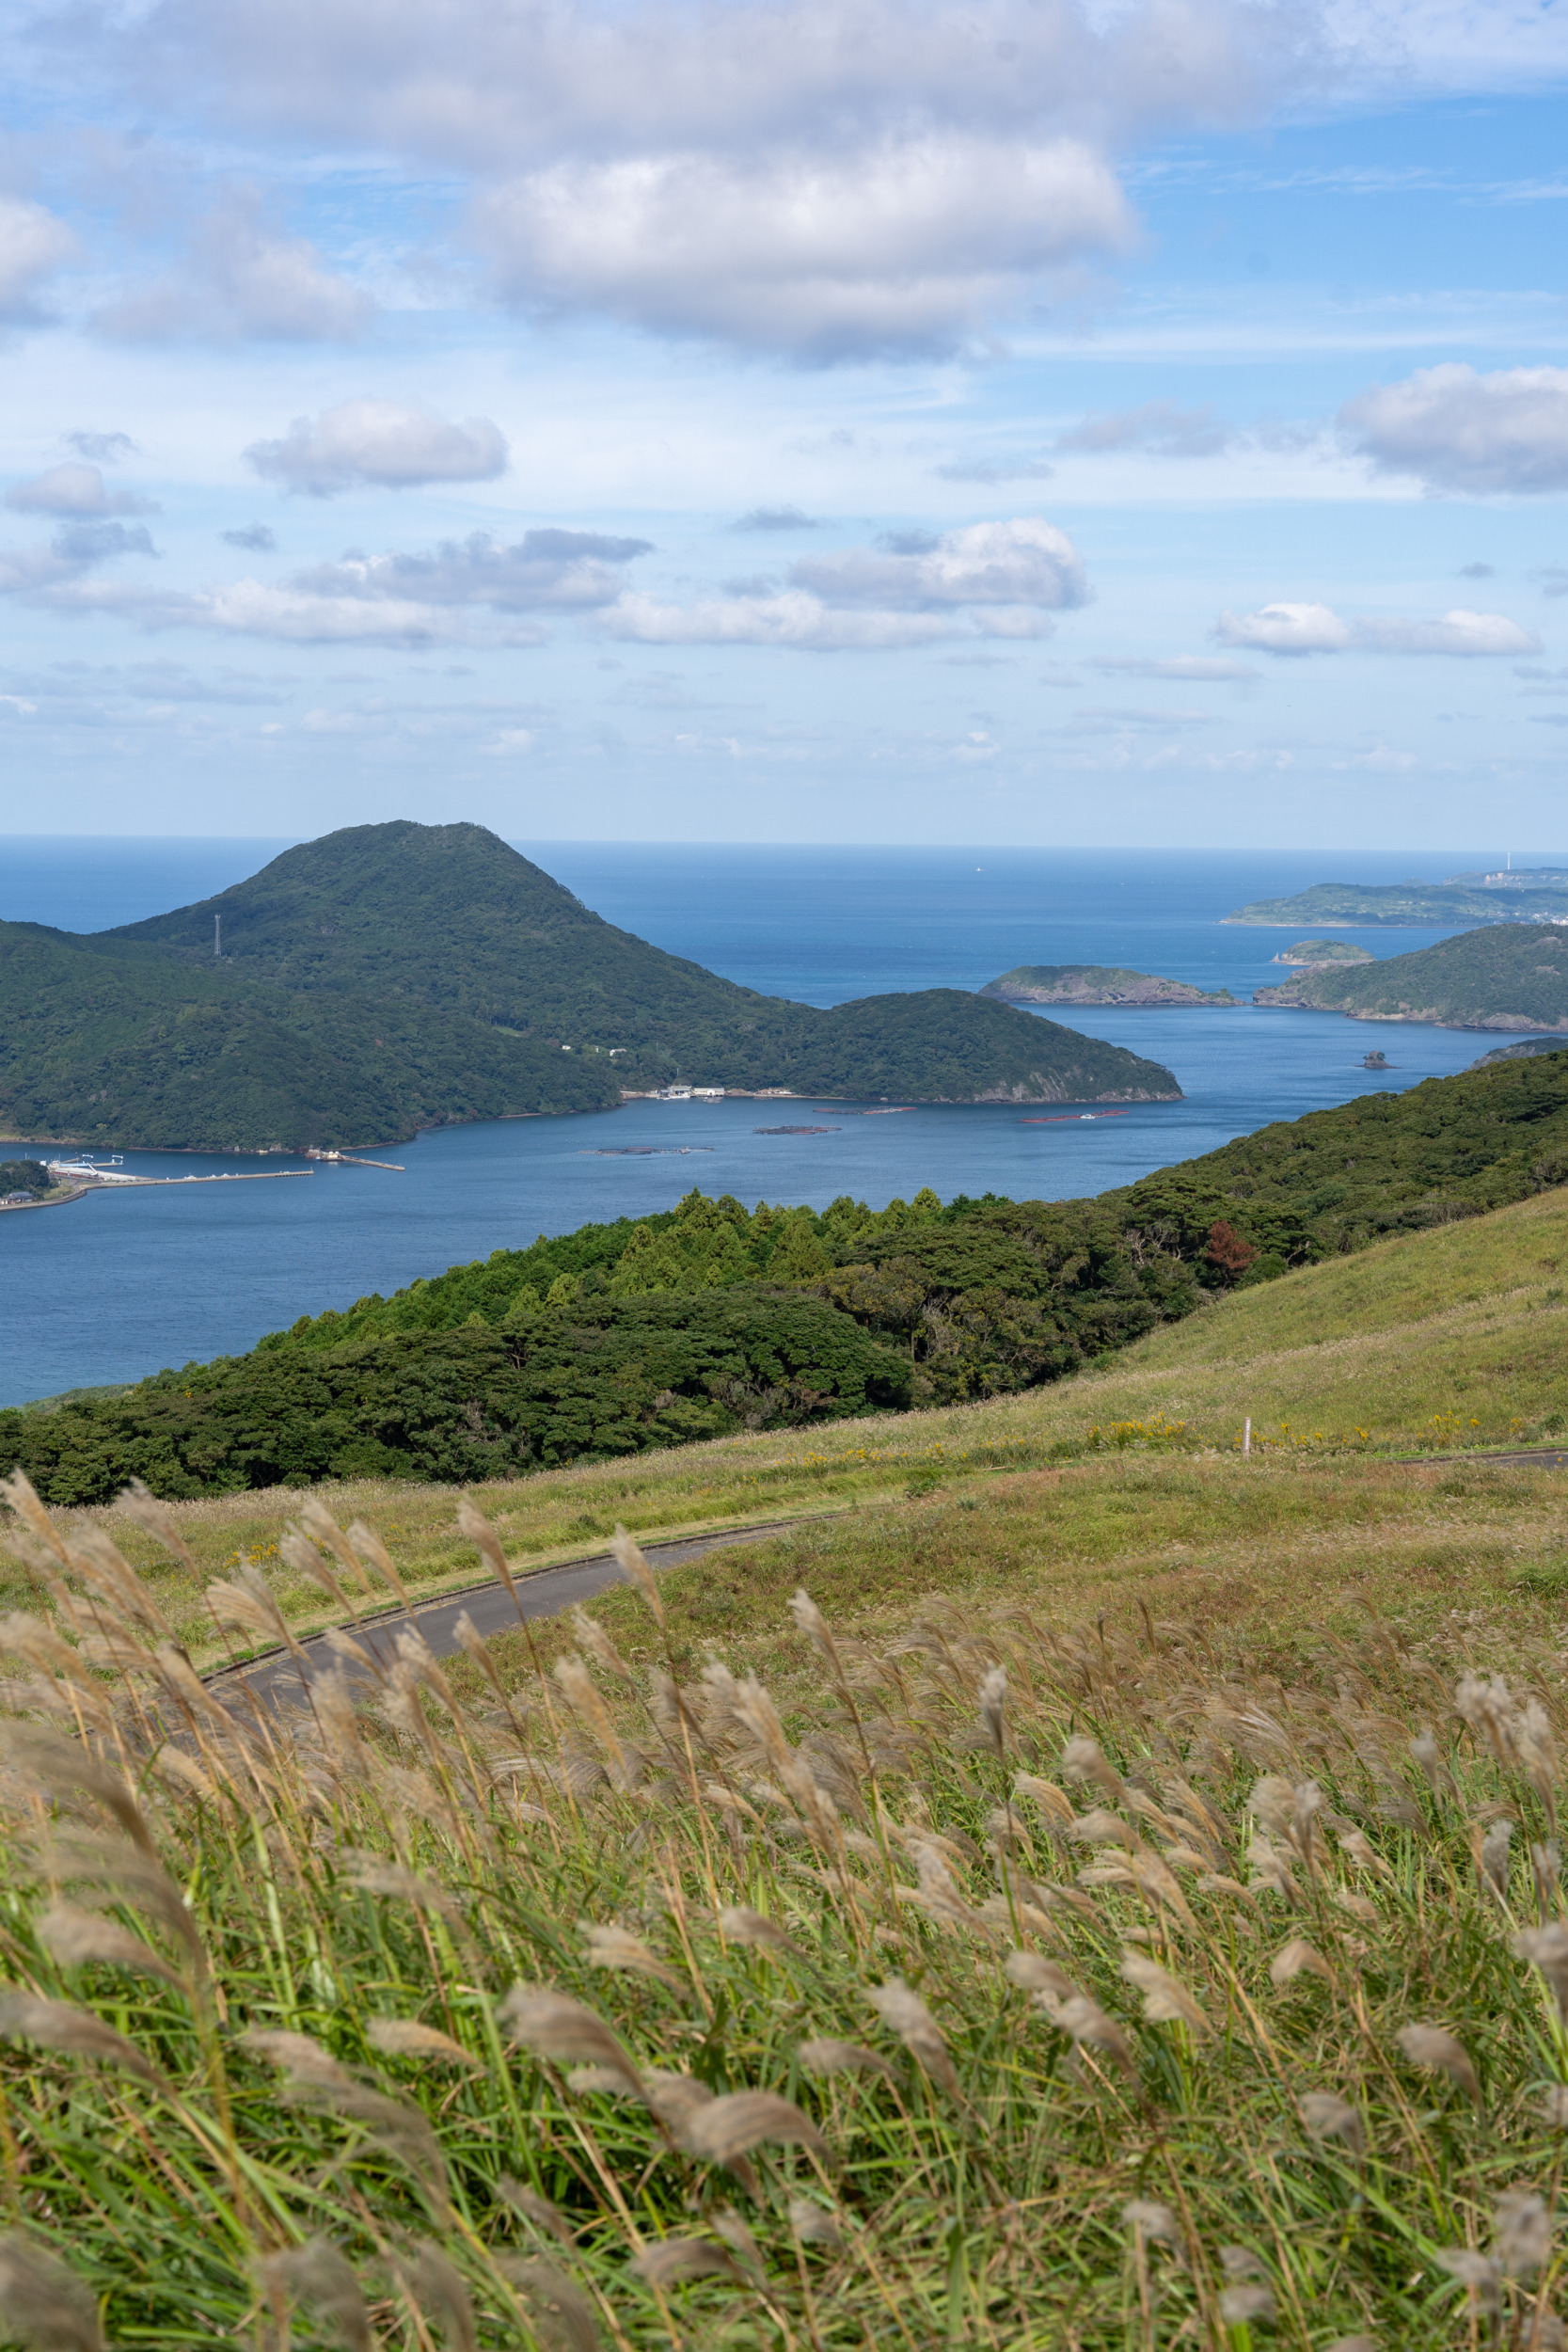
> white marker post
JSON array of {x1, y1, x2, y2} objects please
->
[{"x1": 1243, "y1": 1418, "x2": 1252, "y2": 1457}]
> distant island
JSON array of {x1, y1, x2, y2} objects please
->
[
  {"x1": 0, "y1": 823, "x2": 1180, "y2": 1152},
  {"x1": 1254, "y1": 924, "x2": 1568, "y2": 1031},
  {"x1": 1226, "y1": 870, "x2": 1568, "y2": 927},
  {"x1": 981, "y1": 964, "x2": 1236, "y2": 1008},
  {"x1": 1271, "y1": 940, "x2": 1375, "y2": 967}
]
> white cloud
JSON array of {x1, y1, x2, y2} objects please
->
[
  {"x1": 731, "y1": 507, "x2": 818, "y2": 532},
  {"x1": 7, "y1": 464, "x2": 156, "y2": 518},
  {"x1": 1094, "y1": 655, "x2": 1259, "y2": 679},
  {"x1": 56, "y1": 575, "x2": 551, "y2": 648},
  {"x1": 292, "y1": 529, "x2": 651, "y2": 611},
  {"x1": 0, "y1": 197, "x2": 76, "y2": 321},
  {"x1": 1339, "y1": 364, "x2": 1568, "y2": 495},
  {"x1": 1354, "y1": 609, "x2": 1540, "y2": 654},
  {"x1": 95, "y1": 195, "x2": 372, "y2": 345},
  {"x1": 790, "y1": 518, "x2": 1087, "y2": 610},
  {"x1": 476, "y1": 134, "x2": 1132, "y2": 358},
  {"x1": 603, "y1": 589, "x2": 955, "y2": 650},
  {"x1": 485, "y1": 727, "x2": 539, "y2": 754},
  {"x1": 1215, "y1": 599, "x2": 1540, "y2": 655},
  {"x1": 245, "y1": 399, "x2": 509, "y2": 495},
  {"x1": 1054, "y1": 401, "x2": 1232, "y2": 457},
  {"x1": 1212, "y1": 600, "x2": 1352, "y2": 653},
  {"x1": 603, "y1": 516, "x2": 1087, "y2": 651}
]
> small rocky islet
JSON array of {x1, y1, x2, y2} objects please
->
[{"x1": 981, "y1": 963, "x2": 1237, "y2": 1008}]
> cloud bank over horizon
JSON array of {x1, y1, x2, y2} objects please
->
[{"x1": 0, "y1": 0, "x2": 1563, "y2": 842}]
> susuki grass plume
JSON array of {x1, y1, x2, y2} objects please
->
[{"x1": 5, "y1": 1465, "x2": 1568, "y2": 2342}]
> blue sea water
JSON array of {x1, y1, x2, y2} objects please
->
[{"x1": 0, "y1": 837, "x2": 1553, "y2": 1406}]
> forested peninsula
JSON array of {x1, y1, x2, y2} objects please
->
[
  {"x1": 9, "y1": 1045, "x2": 1568, "y2": 1501},
  {"x1": 1227, "y1": 870, "x2": 1568, "y2": 927},
  {"x1": 1254, "y1": 924, "x2": 1568, "y2": 1031},
  {"x1": 0, "y1": 822, "x2": 1178, "y2": 1152}
]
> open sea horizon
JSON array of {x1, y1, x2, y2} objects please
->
[{"x1": 1, "y1": 836, "x2": 1556, "y2": 1406}]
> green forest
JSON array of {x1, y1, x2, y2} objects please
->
[
  {"x1": 1254, "y1": 922, "x2": 1568, "y2": 1030},
  {"x1": 1227, "y1": 874, "x2": 1568, "y2": 926},
  {"x1": 8, "y1": 1046, "x2": 1568, "y2": 1502},
  {"x1": 1, "y1": 822, "x2": 1176, "y2": 1152}
]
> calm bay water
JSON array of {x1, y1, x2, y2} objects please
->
[{"x1": 0, "y1": 838, "x2": 1545, "y2": 1405}]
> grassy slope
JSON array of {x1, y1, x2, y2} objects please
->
[
  {"x1": 20, "y1": 1182, "x2": 1568, "y2": 1665},
  {"x1": 1256, "y1": 922, "x2": 1568, "y2": 1030}
]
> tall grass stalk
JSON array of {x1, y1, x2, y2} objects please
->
[{"x1": 1, "y1": 1468, "x2": 1567, "y2": 2345}]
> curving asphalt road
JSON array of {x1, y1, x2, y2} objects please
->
[
  {"x1": 210, "y1": 1517, "x2": 822, "y2": 1711},
  {"x1": 208, "y1": 1442, "x2": 1568, "y2": 1711}
]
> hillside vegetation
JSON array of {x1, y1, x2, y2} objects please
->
[
  {"x1": 0, "y1": 821, "x2": 1173, "y2": 1151},
  {"x1": 10, "y1": 1048, "x2": 1568, "y2": 1503},
  {"x1": 9, "y1": 1438, "x2": 1568, "y2": 2349},
  {"x1": 1256, "y1": 922, "x2": 1568, "y2": 1030},
  {"x1": 981, "y1": 964, "x2": 1236, "y2": 1006},
  {"x1": 1227, "y1": 871, "x2": 1568, "y2": 925}
]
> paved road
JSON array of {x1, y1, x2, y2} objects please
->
[
  {"x1": 1414, "y1": 1447, "x2": 1568, "y2": 1471},
  {"x1": 210, "y1": 1442, "x2": 1568, "y2": 1710},
  {"x1": 212, "y1": 1518, "x2": 817, "y2": 1710}
]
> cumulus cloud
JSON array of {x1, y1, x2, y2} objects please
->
[
  {"x1": 1054, "y1": 402, "x2": 1232, "y2": 458},
  {"x1": 7, "y1": 464, "x2": 156, "y2": 518},
  {"x1": 1214, "y1": 602, "x2": 1354, "y2": 654},
  {"x1": 94, "y1": 193, "x2": 372, "y2": 345},
  {"x1": 475, "y1": 133, "x2": 1132, "y2": 358},
  {"x1": 221, "y1": 524, "x2": 277, "y2": 552},
  {"x1": 0, "y1": 516, "x2": 157, "y2": 599},
  {"x1": 81, "y1": 0, "x2": 1568, "y2": 360},
  {"x1": 1093, "y1": 655, "x2": 1258, "y2": 680},
  {"x1": 0, "y1": 514, "x2": 645, "y2": 646},
  {"x1": 1214, "y1": 600, "x2": 1540, "y2": 655},
  {"x1": 731, "y1": 506, "x2": 818, "y2": 532},
  {"x1": 245, "y1": 399, "x2": 509, "y2": 495},
  {"x1": 1339, "y1": 364, "x2": 1568, "y2": 495},
  {"x1": 790, "y1": 517, "x2": 1087, "y2": 610},
  {"x1": 0, "y1": 196, "x2": 76, "y2": 320},
  {"x1": 604, "y1": 515, "x2": 1086, "y2": 650},
  {"x1": 291, "y1": 528, "x2": 651, "y2": 611}
]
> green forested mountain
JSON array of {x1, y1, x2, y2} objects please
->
[
  {"x1": 1, "y1": 823, "x2": 1177, "y2": 1151},
  {"x1": 9, "y1": 1046, "x2": 1568, "y2": 1501},
  {"x1": 1254, "y1": 923, "x2": 1568, "y2": 1031},
  {"x1": 1226, "y1": 875, "x2": 1568, "y2": 927}
]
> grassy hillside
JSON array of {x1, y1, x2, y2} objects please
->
[
  {"x1": 1255, "y1": 921, "x2": 1568, "y2": 1030},
  {"x1": 1226, "y1": 874, "x2": 1568, "y2": 924},
  {"x1": 8, "y1": 1433, "x2": 1568, "y2": 2349},
  {"x1": 8, "y1": 1174, "x2": 1568, "y2": 1656},
  {"x1": 2, "y1": 823, "x2": 1177, "y2": 1149}
]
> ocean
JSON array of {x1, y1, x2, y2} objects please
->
[{"x1": 0, "y1": 838, "x2": 1538, "y2": 1406}]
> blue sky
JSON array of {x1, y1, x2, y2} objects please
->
[{"x1": 2, "y1": 0, "x2": 1567, "y2": 850}]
